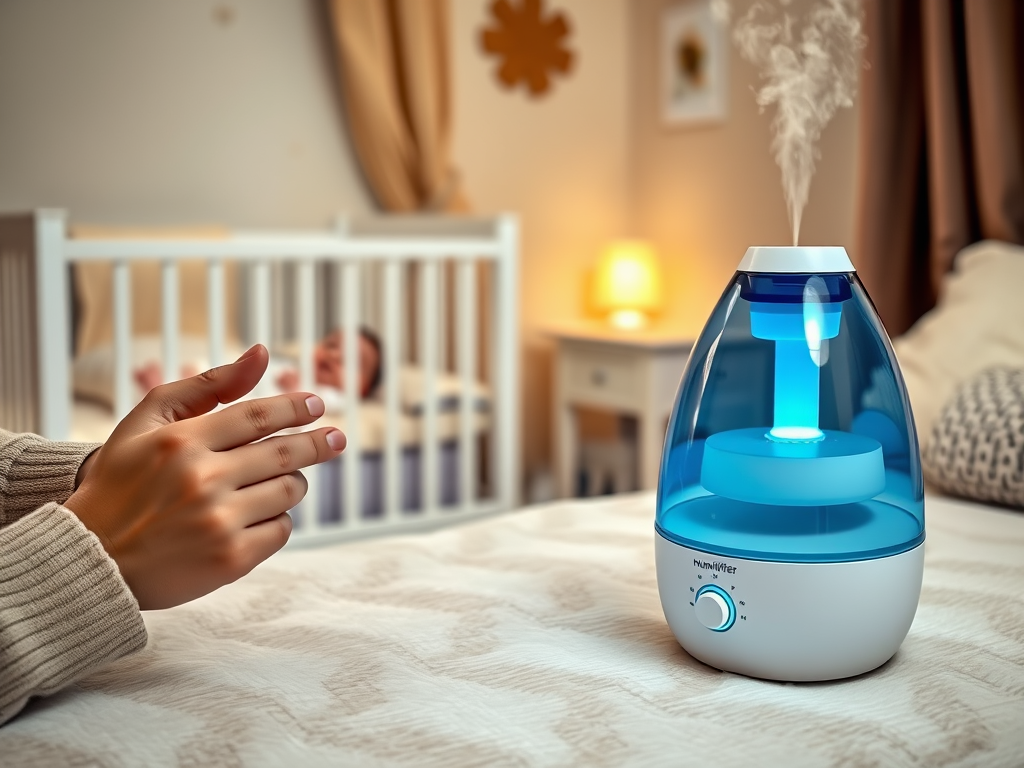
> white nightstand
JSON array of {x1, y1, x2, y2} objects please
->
[{"x1": 547, "y1": 323, "x2": 694, "y2": 498}]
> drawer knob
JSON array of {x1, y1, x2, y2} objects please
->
[{"x1": 591, "y1": 368, "x2": 607, "y2": 387}]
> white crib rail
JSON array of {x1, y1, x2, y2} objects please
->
[
  {"x1": 112, "y1": 260, "x2": 132, "y2": 421},
  {"x1": 35, "y1": 210, "x2": 72, "y2": 438},
  {"x1": 160, "y1": 260, "x2": 179, "y2": 409},
  {"x1": 457, "y1": 258, "x2": 478, "y2": 512},
  {"x1": 419, "y1": 259, "x2": 440, "y2": 517},
  {"x1": 383, "y1": 260, "x2": 403, "y2": 523},
  {"x1": 494, "y1": 216, "x2": 520, "y2": 512},
  {"x1": 14, "y1": 210, "x2": 519, "y2": 546},
  {"x1": 296, "y1": 258, "x2": 320, "y2": 534},
  {"x1": 340, "y1": 260, "x2": 361, "y2": 532},
  {"x1": 206, "y1": 259, "x2": 227, "y2": 369}
]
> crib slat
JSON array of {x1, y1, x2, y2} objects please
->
[
  {"x1": 296, "y1": 260, "x2": 317, "y2": 398},
  {"x1": 2, "y1": 254, "x2": 23, "y2": 431},
  {"x1": 420, "y1": 260, "x2": 440, "y2": 516},
  {"x1": 494, "y1": 216, "x2": 520, "y2": 509},
  {"x1": 329, "y1": 259, "x2": 354, "y2": 528},
  {"x1": 457, "y1": 260, "x2": 477, "y2": 512},
  {"x1": 207, "y1": 259, "x2": 225, "y2": 368},
  {"x1": 341, "y1": 261, "x2": 362, "y2": 528},
  {"x1": 250, "y1": 261, "x2": 272, "y2": 396},
  {"x1": 297, "y1": 258, "x2": 319, "y2": 533},
  {"x1": 34, "y1": 210, "x2": 72, "y2": 439},
  {"x1": 0, "y1": 253, "x2": 26, "y2": 432},
  {"x1": 113, "y1": 260, "x2": 132, "y2": 420},
  {"x1": 161, "y1": 260, "x2": 179, "y2": 386},
  {"x1": 383, "y1": 260, "x2": 402, "y2": 522}
]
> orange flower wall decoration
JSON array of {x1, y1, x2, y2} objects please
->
[{"x1": 480, "y1": 0, "x2": 574, "y2": 97}]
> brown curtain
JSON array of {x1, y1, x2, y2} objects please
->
[
  {"x1": 854, "y1": 0, "x2": 1024, "y2": 336},
  {"x1": 327, "y1": 0, "x2": 467, "y2": 213}
]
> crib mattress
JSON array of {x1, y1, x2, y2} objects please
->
[{"x1": 2, "y1": 493, "x2": 1022, "y2": 765}]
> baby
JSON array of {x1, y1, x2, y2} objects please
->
[{"x1": 134, "y1": 328, "x2": 383, "y2": 399}]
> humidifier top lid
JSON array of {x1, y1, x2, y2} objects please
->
[{"x1": 738, "y1": 246, "x2": 855, "y2": 274}]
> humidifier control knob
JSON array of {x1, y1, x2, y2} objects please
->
[{"x1": 694, "y1": 585, "x2": 736, "y2": 632}]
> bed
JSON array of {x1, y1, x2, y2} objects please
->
[
  {"x1": 0, "y1": 490, "x2": 1021, "y2": 766},
  {"x1": 0, "y1": 210, "x2": 520, "y2": 545}
]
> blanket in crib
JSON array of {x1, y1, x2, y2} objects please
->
[{"x1": 2, "y1": 493, "x2": 1023, "y2": 767}]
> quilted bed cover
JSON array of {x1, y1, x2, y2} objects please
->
[{"x1": 2, "y1": 493, "x2": 1022, "y2": 767}]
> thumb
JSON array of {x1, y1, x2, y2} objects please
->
[{"x1": 128, "y1": 344, "x2": 269, "y2": 430}]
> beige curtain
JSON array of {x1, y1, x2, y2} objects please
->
[
  {"x1": 327, "y1": 0, "x2": 466, "y2": 213},
  {"x1": 327, "y1": 0, "x2": 484, "y2": 379},
  {"x1": 855, "y1": 0, "x2": 1024, "y2": 336}
]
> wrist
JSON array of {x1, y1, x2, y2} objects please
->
[{"x1": 76, "y1": 446, "x2": 102, "y2": 489}]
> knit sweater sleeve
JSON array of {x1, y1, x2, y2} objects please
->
[
  {"x1": 0, "y1": 430, "x2": 148, "y2": 726},
  {"x1": 0, "y1": 505, "x2": 148, "y2": 725},
  {"x1": 0, "y1": 429, "x2": 100, "y2": 526}
]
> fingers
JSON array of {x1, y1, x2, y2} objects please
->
[
  {"x1": 225, "y1": 427, "x2": 346, "y2": 489},
  {"x1": 229, "y1": 512, "x2": 294, "y2": 582},
  {"x1": 197, "y1": 390, "x2": 335, "y2": 451},
  {"x1": 231, "y1": 470, "x2": 309, "y2": 527},
  {"x1": 129, "y1": 345, "x2": 269, "y2": 431}
]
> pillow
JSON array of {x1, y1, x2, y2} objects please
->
[
  {"x1": 922, "y1": 368, "x2": 1024, "y2": 509},
  {"x1": 892, "y1": 240, "x2": 1024, "y2": 452},
  {"x1": 73, "y1": 335, "x2": 246, "y2": 410}
]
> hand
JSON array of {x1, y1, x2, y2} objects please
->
[
  {"x1": 276, "y1": 368, "x2": 300, "y2": 392},
  {"x1": 65, "y1": 344, "x2": 347, "y2": 610}
]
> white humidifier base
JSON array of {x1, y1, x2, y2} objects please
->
[{"x1": 655, "y1": 535, "x2": 924, "y2": 681}]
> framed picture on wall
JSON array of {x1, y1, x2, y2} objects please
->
[{"x1": 661, "y1": 0, "x2": 728, "y2": 126}]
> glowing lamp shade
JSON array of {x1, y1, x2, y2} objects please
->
[{"x1": 591, "y1": 241, "x2": 663, "y2": 329}]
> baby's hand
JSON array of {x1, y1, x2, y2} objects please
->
[
  {"x1": 134, "y1": 362, "x2": 202, "y2": 394},
  {"x1": 276, "y1": 368, "x2": 300, "y2": 392},
  {"x1": 133, "y1": 361, "x2": 163, "y2": 393},
  {"x1": 66, "y1": 345, "x2": 346, "y2": 610}
]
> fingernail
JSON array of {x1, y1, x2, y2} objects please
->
[
  {"x1": 236, "y1": 344, "x2": 261, "y2": 363},
  {"x1": 326, "y1": 429, "x2": 346, "y2": 451},
  {"x1": 305, "y1": 395, "x2": 325, "y2": 418}
]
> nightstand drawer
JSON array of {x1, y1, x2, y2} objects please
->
[{"x1": 562, "y1": 346, "x2": 643, "y2": 405}]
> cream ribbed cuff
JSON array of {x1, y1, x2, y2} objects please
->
[
  {"x1": 0, "y1": 432, "x2": 101, "y2": 525},
  {"x1": 0, "y1": 503, "x2": 147, "y2": 726}
]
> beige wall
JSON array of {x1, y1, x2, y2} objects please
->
[
  {"x1": 452, "y1": 0, "x2": 860, "y2": 487},
  {"x1": 629, "y1": 0, "x2": 861, "y2": 336},
  {"x1": 0, "y1": 0, "x2": 371, "y2": 226},
  {"x1": 451, "y1": 0, "x2": 632, "y2": 485}
]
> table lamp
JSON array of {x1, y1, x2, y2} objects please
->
[{"x1": 591, "y1": 240, "x2": 663, "y2": 329}]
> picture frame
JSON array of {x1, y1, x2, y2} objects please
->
[{"x1": 661, "y1": 0, "x2": 729, "y2": 127}]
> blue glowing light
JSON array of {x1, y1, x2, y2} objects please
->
[
  {"x1": 749, "y1": 298, "x2": 842, "y2": 439},
  {"x1": 769, "y1": 426, "x2": 824, "y2": 442}
]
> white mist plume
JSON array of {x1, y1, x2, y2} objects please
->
[{"x1": 727, "y1": 0, "x2": 865, "y2": 245}]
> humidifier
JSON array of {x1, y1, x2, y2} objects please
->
[{"x1": 656, "y1": 246, "x2": 925, "y2": 682}]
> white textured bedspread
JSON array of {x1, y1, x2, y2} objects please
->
[{"x1": 3, "y1": 493, "x2": 1023, "y2": 767}]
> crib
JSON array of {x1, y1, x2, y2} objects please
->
[{"x1": 0, "y1": 209, "x2": 519, "y2": 546}]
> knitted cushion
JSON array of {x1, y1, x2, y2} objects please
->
[{"x1": 922, "y1": 368, "x2": 1024, "y2": 509}]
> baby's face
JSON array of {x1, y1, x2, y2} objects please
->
[{"x1": 315, "y1": 331, "x2": 380, "y2": 396}]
